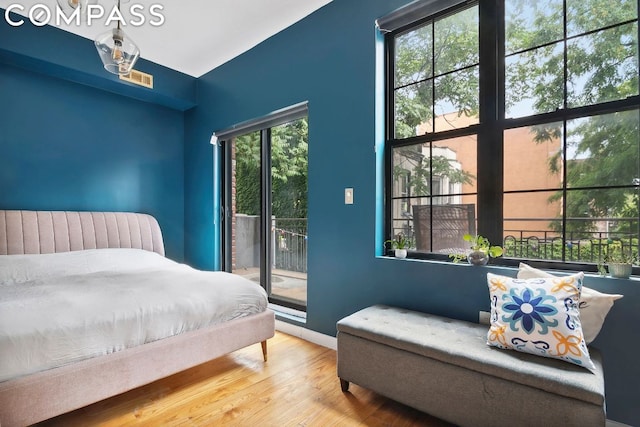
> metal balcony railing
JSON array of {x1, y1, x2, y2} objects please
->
[
  {"x1": 391, "y1": 216, "x2": 639, "y2": 263},
  {"x1": 273, "y1": 218, "x2": 307, "y2": 273},
  {"x1": 503, "y1": 234, "x2": 637, "y2": 264}
]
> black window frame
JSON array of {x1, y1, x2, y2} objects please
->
[{"x1": 383, "y1": 0, "x2": 640, "y2": 273}]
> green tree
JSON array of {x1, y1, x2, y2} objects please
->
[
  {"x1": 394, "y1": 5, "x2": 479, "y2": 139},
  {"x1": 271, "y1": 118, "x2": 308, "y2": 219},
  {"x1": 505, "y1": 0, "x2": 638, "y2": 235},
  {"x1": 234, "y1": 118, "x2": 308, "y2": 219},
  {"x1": 394, "y1": 146, "x2": 475, "y2": 197},
  {"x1": 235, "y1": 131, "x2": 261, "y2": 216},
  {"x1": 393, "y1": 4, "x2": 479, "y2": 196}
]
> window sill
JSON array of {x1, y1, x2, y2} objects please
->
[{"x1": 378, "y1": 255, "x2": 640, "y2": 281}]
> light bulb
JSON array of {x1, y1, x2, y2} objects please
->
[{"x1": 112, "y1": 41, "x2": 124, "y2": 64}]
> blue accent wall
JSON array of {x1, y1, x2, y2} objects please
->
[
  {"x1": 0, "y1": 8, "x2": 192, "y2": 260},
  {"x1": 185, "y1": 1, "x2": 640, "y2": 424},
  {"x1": 0, "y1": 8, "x2": 197, "y2": 111},
  {"x1": 0, "y1": 62, "x2": 186, "y2": 260}
]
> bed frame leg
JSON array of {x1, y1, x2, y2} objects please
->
[
  {"x1": 261, "y1": 340, "x2": 268, "y2": 362},
  {"x1": 340, "y1": 378, "x2": 350, "y2": 392}
]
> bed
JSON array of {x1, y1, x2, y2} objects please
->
[{"x1": 0, "y1": 210, "x2": 275, "y2": 427}]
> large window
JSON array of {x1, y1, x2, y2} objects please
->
[{"x1": 383, "y1": 0, "x2": 640, "y2": 270}]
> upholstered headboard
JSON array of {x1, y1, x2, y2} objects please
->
[{"x1": 0, "y1": 210, "x2": 165, "y2": 256}]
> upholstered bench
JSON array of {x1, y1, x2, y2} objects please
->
[{"x1": 336, "y1": 305, "x2": 606, "y2": 427}]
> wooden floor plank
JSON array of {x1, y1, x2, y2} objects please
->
[{"x1": 37, "y1": 332, "x2": 453, "y2": 427}]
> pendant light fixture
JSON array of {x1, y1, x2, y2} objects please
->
[{"x1": 94, "y1": 0, "x2": 140, "y2": 75}]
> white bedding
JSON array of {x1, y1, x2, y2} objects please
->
[{"x1": 0, "y1": 249, "x2": 268, "y2": 382}]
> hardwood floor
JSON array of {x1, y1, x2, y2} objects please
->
[{"x1": 38, "y1": 332, "x2": 454, "y2": 426}]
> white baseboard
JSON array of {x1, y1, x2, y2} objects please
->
[
  {"x1": 606, "y1": 420, "x2": 632, "y2": 427},
  {"x1": 275, "y1": 319, "x2": 337, "y2": 350}
]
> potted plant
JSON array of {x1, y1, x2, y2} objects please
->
[
  {"x1": 605, "y1": 242, "x2": 636, "y2": 279},
  {"x1": 449, "y1": 234, "x2": 503, "y2": 265},
  {"x1": 385, "y1": 234, "x2": 412, "y2": 258}
]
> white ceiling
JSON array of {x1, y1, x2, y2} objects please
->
[{"x1": 1, "y1": 0, "x2": 333, "y2": 77}]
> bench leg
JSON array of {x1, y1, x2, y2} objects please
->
[
  {"x1": 260, "y1": 340, "x2": 268, "y2": 362},
  {"x1": 340, "y1": 378, "x2": 350, "y2": 392}
]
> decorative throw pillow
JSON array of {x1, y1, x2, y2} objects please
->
[
  {"x1": 487, "y1": 272, "x2": 596, "y2": 372},
  {"x1": 517, "y1": 263, "x2": 623, "y2": 344}
]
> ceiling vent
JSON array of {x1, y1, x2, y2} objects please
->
[{"x1": 119, "y1": 69, "x2": 154, "y2": 89}]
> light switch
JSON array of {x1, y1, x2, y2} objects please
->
[{"x1": 345, "y1": 188, "x2": 354, "y2": 204}]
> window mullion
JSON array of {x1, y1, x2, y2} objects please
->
[
  {"x1": 385, "y1": 31, "x2": 395, "y2": 250},
  {"x1": 260, "y1": 128, "x2": 272, "y2": 296},
  {"x1": 561, "y1": 0, "x2": 568, "y2": 262},
  {"x1": 477, "y1": 0, "x2": 503, "y2": 244},
  {"x1": 561, "y1": 121, "x2": 568, "y2": 262}
]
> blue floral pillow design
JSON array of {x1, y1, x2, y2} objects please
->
[{"x1": 486, "y1": 272, "x2": 596, "y2": 372}]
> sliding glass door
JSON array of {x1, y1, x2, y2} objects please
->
[
  {"x1": 220, "y1": 106, "x2": 308, "y2": 311},
  {"x1": 228, "y1": 130, "x2": 263, "y2": 288},
  {"x1": 270, "y1": 119, "x2": 308, "y2": 307}
]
